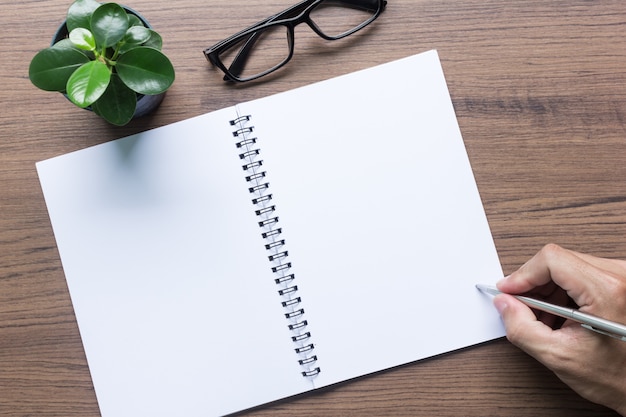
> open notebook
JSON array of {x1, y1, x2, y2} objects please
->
[{"x1": 37, "y1": 50, "x2": 505, "y2": 417}]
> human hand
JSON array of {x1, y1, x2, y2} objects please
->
[{"x1": 494, "y1": 244, "x2": 626, "y2": 415}]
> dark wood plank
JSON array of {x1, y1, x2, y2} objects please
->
[{"x1": 1, "y1": 0, "x2": 624, "y2": 415}]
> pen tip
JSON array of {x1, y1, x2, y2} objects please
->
[{"x1": 475, "y1": 284, "x2": 500, "y2": 296}]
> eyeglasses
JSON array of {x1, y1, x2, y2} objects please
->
[{"x1": 203, "y1": 0, "x2": 387, "y2": 82}]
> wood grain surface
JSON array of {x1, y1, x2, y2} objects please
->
[{"x1": 1, "y1": 0, "x2": 625, "y2": 415}]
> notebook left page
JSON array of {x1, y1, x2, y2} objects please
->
[{"x1": 36, "y1": 109, "x2": 313, "y2": 417}]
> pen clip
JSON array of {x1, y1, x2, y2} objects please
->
[{"x1": 581, "y1": 323, "x2": 626, "y2": 342}]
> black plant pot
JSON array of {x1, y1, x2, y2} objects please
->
[{"x1": 51, "y1": 6, "x2": 165, "y2": 120}]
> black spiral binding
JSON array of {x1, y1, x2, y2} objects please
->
[{"x1": 230, "y1": 114, "x2": 321, "y2": 378}]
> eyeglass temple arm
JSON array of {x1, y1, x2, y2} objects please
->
[{"x1": 226, "y1": 0, "x2": 383, "y2": 79}]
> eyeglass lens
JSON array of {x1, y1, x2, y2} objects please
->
[
  {"x1": 217, "y1": 0, "x2": 380, "y2": 81},
  {"x1": 218, "y1": 26, "x2": 292, "y2": 81},
  {"x1": 310, "y1": 1, "x2": 378, "y2": 38}
]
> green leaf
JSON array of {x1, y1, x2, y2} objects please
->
[
  {"x1": 69, "y1": 28, "x2": 96, "y2": 51},
  {"x1": 66, "y1": 60, "x2": 111, "y2": 107},
  {"x1": 117, "y1": 26, "x2": 151, "y2": 54},
  {"x1": 67, "y1": 0, "x2": 101, "y2": 31},
  {"x1": 124, "y1": 26, "x2": 151, "y2": 45},
  {"x1": 128, "y1": 14, "x2": 143, "y2": 27},
  {"x1": 143, "y1": 30, "x2": 163, "y2": 50},
  {"x1": 29, "y1": 47, "x2": 90, "y2": 91},
  {"x1": 116, "y1": 47, "x2": 175, "y2": 95},
  {"x1": 52, "y1": 38, "x2": 80, "y2": 50},
  {"x1": 91, "y1": 3, "x2": 129, "y2": 49},
  {"x1": 52, "y1": 38, "x2": 95, "y2": 60},
  {"x1": 91, "y1": 74, "x2": 136, "y2": 125}
]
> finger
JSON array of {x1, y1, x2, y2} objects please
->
[
  {"x1": 494, "y1": 293, "x2": 602, "y2": 374},
  {"x1": 493, "y1": 293, "x2": 556, "y2": 357},
  {"x1": 497, "y1": 244, "x2": 599, "y2": 307}
]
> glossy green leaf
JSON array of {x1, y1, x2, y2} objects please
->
[
  {"x1": 117, "y1": 26, "x2": 151, "y2": 54},
  {"x1": 143, "y1": 30, "x2": 163, "y2": 50},
  {"x1": 29, "y1": 47, "x2": 90, "y2": 91},
  {"x1": 52, "y1": 38, "x2": 77, "y2": 50},
  {"x1": 91, "y1": 74, "x2": 136, "y2": 125},
  {"x1": 66, "y1": 0, "x2": 101, "y2": 31},
  {"x1": 52, "y1": 38, "x2": 95, "y2": 60},
  {"x1": 69, "y1": 28, "x2": 96, "y2": 51},
  {"x1": 91, "y1": 3, "x2": 129, "y2": 49},
  {"x1": 116, "y1": 47, "x2": 175, "y2": 95},
  {"x1": 66, "y1": 60, "x2": 111, "y2": 107},
  {"x1": 128, "y1": 14, "x2": 143, "y2": 28},
  {"x1": 124, "y1": 26, "x2": 151, "y2": 44}
]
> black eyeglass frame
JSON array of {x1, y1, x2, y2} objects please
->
[{"x1": 203, "y1": 0, "x2": 387, "y2": 82}]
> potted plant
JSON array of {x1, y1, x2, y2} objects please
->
[{"x1": 29, "y1": 0, "x2": 175, "y2": 126}]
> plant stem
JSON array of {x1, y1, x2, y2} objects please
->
[{"x1": 110, "y1": 45, "x2": 122, "y2": 61}]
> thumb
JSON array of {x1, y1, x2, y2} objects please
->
[{"x1": 493, "y1": 293, "x2": 556, "y2": 357}]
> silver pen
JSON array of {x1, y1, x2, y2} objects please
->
[{"x1": 476, "y1": 284, "x2": 626, "y2": 342}]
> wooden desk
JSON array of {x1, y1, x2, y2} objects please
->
[{"x1": 1, "y1": 0, "x2": 624, "y2": 415}]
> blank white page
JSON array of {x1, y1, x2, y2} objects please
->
[
  {"x1": 37, "y1": 109, "x2": 312, "y2": 417},
  {"x1": 236, "y1": 50, "x2": 505, "y2": 388}
]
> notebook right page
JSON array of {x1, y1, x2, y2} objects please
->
[{"x1": 236, "y1": 50, "x2": 505, "y2": 388}]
